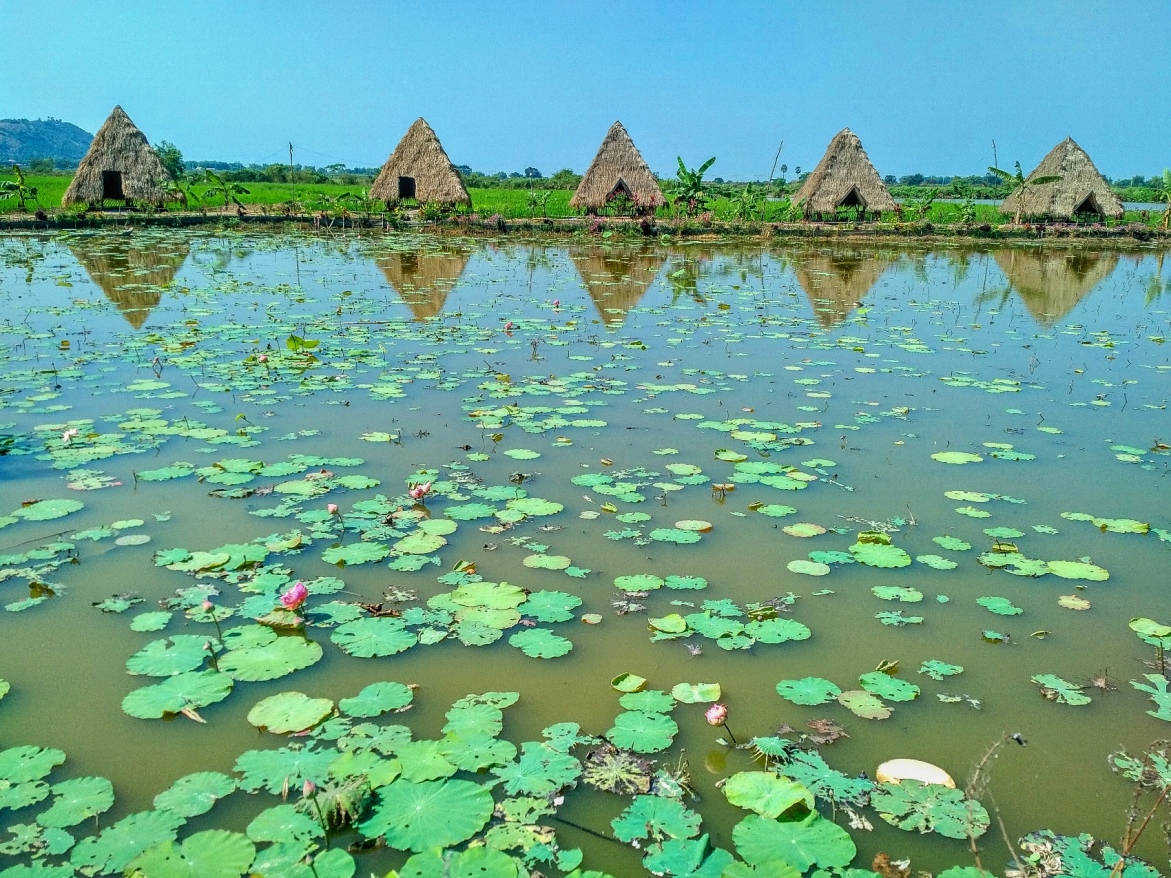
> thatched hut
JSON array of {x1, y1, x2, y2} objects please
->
[
  {"x1": 570, "y1": 122, "x2": 664, "y2": 214},
  {"x1": 570, "y1": 246, "x2": 665, "y2": 327},
  {"x1": 793, "y1": 129, "x2": 896, "y2": 220},
  {"x1": 994, "y1": 249, "x2": 1119, "y2": 326},
  {"x1": 793, "y1": 250, "x2": 890, "y2": 328},
  {"x1": 376, "y1": 245, "x2": 471, "y2": 320},
  {"x1": 69, "y1": 233, "x2": 190, "y2": 328},
  {"x1": 1000, "y1": 138, "x2": 1123, "y2": 222},
  {"x1": 369, "y1": 119, "x2": 470, "y2": 208},
  {"x1": 62, "y1": 107, "x2": 176, "y2": 208}
]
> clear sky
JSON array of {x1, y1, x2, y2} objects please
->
[{"x1": 4, "y1": 0, "x2": 1169, "y2": 180}]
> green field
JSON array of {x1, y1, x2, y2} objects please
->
[{"x1": 0, "y1": 172, "x2": 1159, "y2": 227}]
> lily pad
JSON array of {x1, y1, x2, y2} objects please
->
[
  {"x1": 509, "y1": 628, "x2": 573, "y2": 659},
  {"x1": 339, "y1": 681, "x2": 414, "y2": 718},
  {"x1": 358, "y1": 779, "x2": 494, "y2": 853},
  {"x1": 247, "y1": 691, "x2": 335, "y2": 734},
  {"x1": 723, "y1": 772, "x2": 814, "y2": 819},
  {"x1": 837, "y1": 690, "x2": 892, "y2": 720},
  {"x1": 775, "y1": 677, "x2": 841, "y2": 706},
  {"x1": 871, "y1": 780, "x2": 989, "y2": 839},
  {"x1": 127, "y1": 829, "x2": 256, "y2": 878},
  {"x1": 122, "y1": 670, "x2": 234, "y2": 720},
  {"x1": 859, "y1": 672, "x2": 920, "y2": 702},
  {"x1": 606, "y1": 711, "x2": 678, "y2": 753},
  {"x1": 670, "y1": 682, "x2": 722, "y2": 704},
  {"x1": 153, "y1": 772, "x2": 237, "y2": 818}
]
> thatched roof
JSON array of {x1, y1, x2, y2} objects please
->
[
  {"x1": 570, "y1": 122, "x2": 665, "y2": 211},
  {"x1": 369, "y1": 119, "x2": 471, "y2": 207},
  {"x1": 793, "y1": 129, "x2": 896, "y2": 217},
  {"x1": 376, "y1": 246, "x2": 472, "y2": 320},
  {"x1": 993, "y1": 249, "x2": 1119, "y2": 326},
  {"x1": 570, "y1": 246, "x2": 665, "y2": 328},
  {"x1": 793, "y1": 249, "x2": 890, "y2": 328},
  {"x1": 1000, "y1": 138, "x2": 1124, "y2": 221},
  {"x1": 69, "y1": 233, "x2": 190, "y2": 328},
  {"x1": 62, "y1": 107, "x2": 174, "y2": 206}
]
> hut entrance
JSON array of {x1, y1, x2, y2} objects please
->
[
  {"x1": 837, "y1": 187, "x2": 866, "y2": 209},
  {"x1": 1073, "y1": 193, "x2": 1103, "y2": 219},
  {"x1": 397, "y1": 177, "x2": 416, "y2": 200},
  {"x1": 102, "y1": 171, "x2": 125, "y2": 201}
]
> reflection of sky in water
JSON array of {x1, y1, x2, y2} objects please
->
[{"x1": 0, "y1": 232, "x2": 1169, "y2": 875}]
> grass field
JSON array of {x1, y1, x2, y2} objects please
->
[{"x1": 0, "y1": 172, "x2": 1158, "y2": 227}]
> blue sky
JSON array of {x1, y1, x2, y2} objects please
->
[{"x1": 4, "y1": 0, "x2": 1169, "y2": 179}]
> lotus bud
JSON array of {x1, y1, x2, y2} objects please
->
[
  {"x1": 303, "y1": 780, "x2": 316, "y2": 797},
  {"x1": 705, "y1": 703, "x2": 728, "y2": 726},
  {"x1": 327, "y1": 503, "x2": 339, "y2": 515}
]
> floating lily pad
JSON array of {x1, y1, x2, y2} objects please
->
[
  {"x1": 606, "y1": 711, "x2": 678, "y2": 753},
  {"x1": 248, "y1": 692, "x2": 334, "y2": 734},
  {"x1": 775, "y1": 677, "x2": 841, "y2": 706},
  {"x1": 837, "y1": 689, "x2": 892, "y2": 720},
  {"x1": 723, "y1": 772, "x2": 813, "y2": 818},
  {"x1": 122, "y1": 670, "x2": 234, "y2": 720},
  {"x1": 153, "y1": 772, "x2": 237, "y2": 818},
  {"x1": 332, "y1": 618, "x2": 418, "y2": 657},
  {"x1": 358, "y1": 779, "x2": 494, "y2": 853},
  {"x1": 339, "y1": 681, "x2": 414, "y2": 718},
  {"x1": 859, "y1": 672, "x2": 920, "y2": 702},
  {"x1": 509, "y1": 628, "x2": 573, "y2": 659},
  {"x1": 671, "y1": 682, "x2": 722, "y2": 703},
  {"x1": 931, "y1": 452, "x2": 983, "y2": 465},
  {"x1": 127, "y1": 829, "x2": 256, "y2": 878}
]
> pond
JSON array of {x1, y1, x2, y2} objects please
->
[{"x1": 1, "y1": 230, "x2": 1170, "y2": 878}]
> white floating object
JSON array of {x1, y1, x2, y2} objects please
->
[{"x1": 876, "y1": 758, "x2": 955, "y2": 788}]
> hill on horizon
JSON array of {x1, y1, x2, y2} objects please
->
[{"x1": 0, "y1": 118, "x2": 93, "y2": 166}]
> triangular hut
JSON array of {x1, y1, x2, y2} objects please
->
[
  {"x1": 1000, "y1": 138, "x2": 1124, "y2": 222},
  {"x1": 793, "y1": 129, "x2": 896, "y2": 220},
  {"x1": 993, "y1": 249, "x2": 1119, "y2": 326},
  {"x1": 62, "y1": 107, "x2": 176, "y2": 208},
  {"x1": 793, "y1": 250, "x2": 890, "y2": 328},
  {"x1": 376, "y1": 246, "x2": 471, "y2": 320},
  {"x1": 570, "y1": 122, "x2": 665, "y2": 214},
  {"x1": 570, "y1": 246, "x2": 665, "y2": 327},
  {"x1": 369, "y1": 119, "x2": 471, "y2": 208},
  {"x1": 69, "y1": 233, "x2": 190, "y2": 328}
]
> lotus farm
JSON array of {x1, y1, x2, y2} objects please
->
[{"x1": 5, "y1": 6, "x2": 1171, "y2": 878}]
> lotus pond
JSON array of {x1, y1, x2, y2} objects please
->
[{"x1": 1, "y1": 231, "x2": 1170, "y2": 878}]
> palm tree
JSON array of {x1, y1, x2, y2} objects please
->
[{"x1": 987, "y1": 161, "x2": 1061, "y2": 225}]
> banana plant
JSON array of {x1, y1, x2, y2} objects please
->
[
  {"x1": 1156, "y1": 169, "x2": 1171, "y2": 230},
  {"x1": 732, "y1": 185, "x2": 763, "y2": 221},
  {"x1": 202, "y1": 170, "x2": 250, "y2": 211},
  {"x1": 988, "y1": 161, "x2": 1061, "y2": 225},
  {"x1": 669, "y1": 156, "x2": 716, "y2": 216},
  {"x1": 0, "y1": 165, "x2": 39, "y2": 212}
]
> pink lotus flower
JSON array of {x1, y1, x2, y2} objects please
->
[
  {"x1": 552, "y1": 299, "x2": 560, "y2": 307},
  {"x1": 705, "y1": 703, "x2": 728, "y2": 726},
  {"x1": 258, "y1": 354, "x2": 268, "y2": 363},
  {"x1": 327, "y1": 503, "x2": 339, "y2": 515},
  {"x1": 280, "y1": 582, "x2": 308, "y2": 610},
  {"x1": 303, "y1": 780, "x2": 316, "y2": 797},
  {"x1": 201, "y1": 600, "x2": 214, "y2": 611},
  {"x1": 408, "y1": 481, "x2": 432, "y2": 501},
  {"x1": 504, "y1": 321, "x2": 514, "y2": 330}
]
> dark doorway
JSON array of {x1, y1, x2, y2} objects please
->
[
  {"x1": 102, "y1": 171, "x2": 124, "y2": 201},
  {"x1": 398, "y1": 176, "x2": 416, "y2": 199},
  {"x1": 1073, "y1": 193, "x2": 1102, "y2": 219},
  {"x1": 837, "y1": 187, "x2": 866, "y2": 209}
]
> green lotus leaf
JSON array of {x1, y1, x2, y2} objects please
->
[
  {"x1": 358, "y1": 779, "x2": 494, "y2": 853},
  {"x1": 1130, "y1": 618, "x2": 1171, "y2": 648},
  {"x1": 837, "y1": 689, "x2": 892, "y2": 719},
  {"x1": 648, "y1": 614, "x2": 688, "y2": 634},
  {"x1": 663, "y1": 574, "x2": 708, "y2": 590},
  {"x1": 871, "y1": 780, "x2": 989, "y2": 839},
  {"x1": 455, "y1": 620, "x2": 504, "y2": 646},
  {"x1": 611, "y1": 673, "x2": 647, "y2": 693},
  {"x1": 0, "y1": 779, "x2": 51, "y2": 812},
  {"x1": 137, "y1": 465, "x2": 197, "y2": 482},
  {"x1": 872, "y1": 586, "x2": 923, "y2": 602},
  {"x1": 246, "y1": 803, "x2": 324, "y2": 845},
  {"x1": 122, "y1": 671, "x2": 234, "y2": 720},
  {"x1": 153, "y1": 772, "x2": 236, "y2": 818},
  {"x1": 234, "y1": 745, "x2": 335, "y2": 794},
  {"x1": 611, "y1": 794, "x2": 702, "y2": 843},
  {"x1": 732, "y1": 813, "x2": 856, "y2": 870},
  {"x1": 723, "y1": 771, "x2": 813, "y2": 818},
  {"x1": 455, "y1": 605, "x2": 521, "y2": 629},
  {"x1": 451, "y1": 582, "x2": 527, "y2": 609},
  {"x1": 394, "y1": 533, "x2": 447, "y2": 555},
  {"x1": 775, "y1": 677, "x2": 841, "y2": 706},
  {"x1": 521, "y1": 590, "x2": 582, "y2": 622},
  {"x1": 37, "y1": 776, "x2": 114, "y2": 828},
  {"x1": 248, "y1": 692, "x2": 334, "y2": 734},
  {"x1": 850, "y1": 542, "x2": 912, "y2": 568},
  {"x1": 503, "y1": 448, "x2": 541, "y2": 460},
  {"x1": 945, "y1": 490, "x2": 990, "y2": 502},
  {"x1": 69, "y1": 810, "x2": 186, "y2": 875},
  {"x1": 394, "y1": 740, "x2": 458, "y2": 783},
  {"x1": 130, "y1": 611, "x2": 174, "y2": 633},
  {"x1": 930, "y1": 452, "x2": 983, "y2": 464},
  {"x1": 606, "y1": 711, "x2": 678, "y2": 754},
  {"x1": 331, "y1": 618, "x2": 418, "y2": 657},
  {"x1": 780, "y1": 749, "x2": 876, "y2": 809},
  {"x1": 522, "y1": 553, "x2": 571, "y2": 570},
  {"x1": 670, "y1": 682, "x2": 722, "y2": 704},
  {"x1": 649, "y1": 528, "x2": 702, "y2": 544},
  {"x1": 13, "y1": 499, "x2": 84, "y2": 521},
  {"x1": 338, "y1": 681, "x2": 414, "y2": 718},
  {"x1": 619, "y1": 690, "x2": 676, "y2": 712},
  {"x1": 491, "y1": 742, "x2": 581, "y2": 796},
  {"x1": 126, "y1": 636, "x2": 214, "y2": 677},
  {"x1": 919, "y1": 660, "x2": 964, "y2": 681},
  {"x1": 0, "y1": 746, "x2": 66, "y2": 784},
  {"x1": 787, "y1": 559, "x2": 831, "y2": 576},
  {"x1": 1047, "y1": 560, "x2": 1109, "y2": 581},
  {"x1": 445, "y1": 503, "x2": 498, "y2": 521},
  {"x1": 933, "y1": 535, "x2": 972, "y2": 551},
  {"x1": 859, "y1": 672, "x2": 920, "y2": 702},
  {"x1": 509, "y1": 628, "x2": 573, "y2": 659},
  {"x1": 756, "y1": 504, "x2": 797, "y2": 518},
  {"x1": 400, "y1": 847, "x2": 521, "y2": 878},
  {"x1": 744, "y1": 618, "x2": 811, "y2": 644},
  {"x1": 506, "y1": 498, "x2": 563, "y2": 517},
  {"x1": 915, "y1": 554, "x2": 958, "y2": 570},
  {"x1": 615, "y1": 574, "x2": 665, "y2": 591},
  {"x1": 321, "y1": 541, "x2": 390, "y2": 566},
  {"x1": 219, "y1": 634, "x2": 323, "y2": 682},
  {"x1": 977, "y1": 596, "x2": 1023, "y2": 616},
  {"x1": 127, "y1": 829, "x2": 255, "y2": 878},
  {"x1": 1032, "y1": 674, "x2": 1091, "y2": 706}
]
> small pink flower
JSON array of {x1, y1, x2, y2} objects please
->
[
  {"x1": 280, "y1": 582, "x2": 309, "y2": 610},
  {"x1": 258, "y1": 354, "x2": 268, "y2": 363},
  {"x1": 504, "y1": 321, "x2": 514, "y2": 330},
  {"x1": 552, "y1": 299, "x2": 560, "y2": 307},
  {"x1": 705, "y1": 703, "x2": 728, "y2": 726},
  {"x1": 201, "y1": 600, "x2": 214, "y2": 611},
  {"x1": 408, "y1": 481, "x2": 432, "y2": 501},
  {"x1": 303, "y1": 780, "x2": 316, "y2": 797},
  {"x1": 327, "y1": 503, "x2": 339, "y2": 515}
]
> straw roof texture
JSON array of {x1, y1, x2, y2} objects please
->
[
  {"x1": 994, "y1": 249, "x2": 1119, "y2": 326},
  {"x1": 1000, "y1": 138, "x2": 1124, "y2": 221},
  {"x1": 70, "y1": 233, "x2": 190, "y2": 328},
  {"x1": 793, "y1": 129, "x2": 896, "y2": 217},
  {"x1": 570, "y1": 122, "x2": 664, "y2": 211},
  {"x1": 794, "y1": 250, "x2": 890, "y2": 328},
  {"x1": 62, "y1": 107, "x2": 174, "y2": 206},
  {"x1": 369, "y1": 119, "x2": 471, "y2": 207},
  {"x1": 376, "y1": 246, "x2": 471, "y2": 320},
  {"x1": 570, "y1": 246, "x2": 665, "y2": 327}
]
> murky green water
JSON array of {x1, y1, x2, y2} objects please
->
[{"x1": 1, "y1": 230, "x2": 1170, "y2": 878}]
